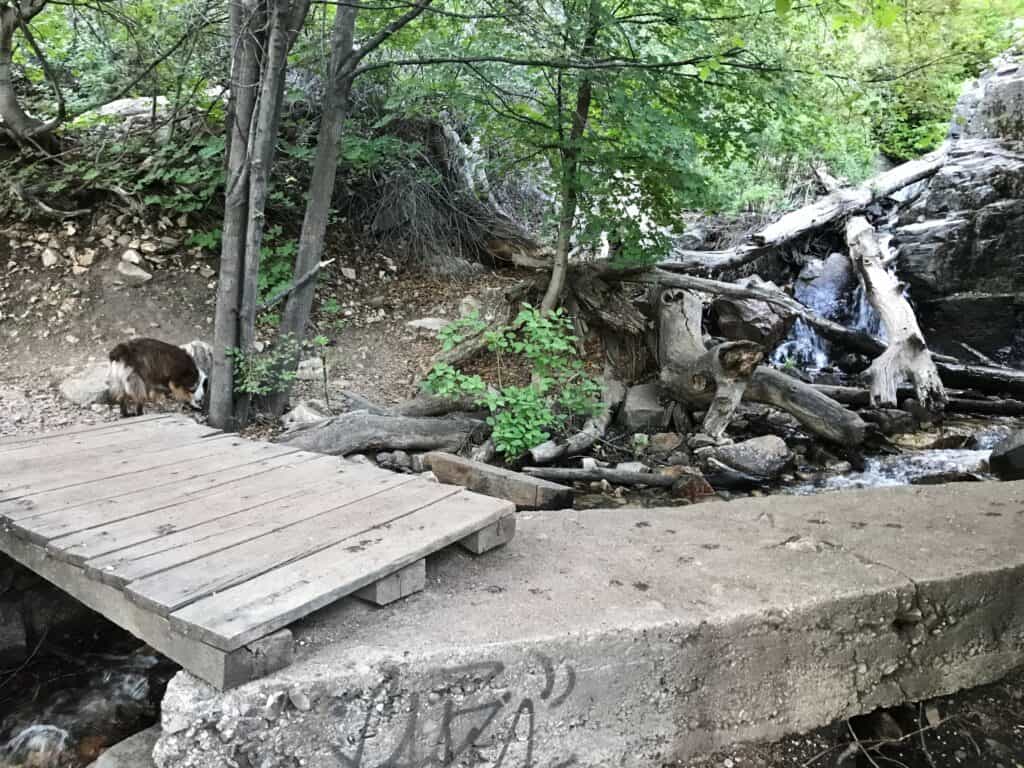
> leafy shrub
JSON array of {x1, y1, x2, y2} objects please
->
[
  {"x1": 424, "y1": 305, "x2": 603, "y2": 460},
  {"x1": 228, "y1": 334, "x2": 327, "y2": 396}
]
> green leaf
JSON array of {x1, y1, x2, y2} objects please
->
[{"x1": 775, "y1": 0, "x2": 792, "y2": 14}]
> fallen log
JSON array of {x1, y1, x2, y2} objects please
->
[
  {"x1": 932, "y1": 361, "x2": 1024, "y2": 400},
  {"x1": 427, "y1": 452, "x2": 573, "y2": 509},
  {"x1": 664, "y1": 146, "x2": 948, "y2": 272},
  {"x1": 523, "y1": 465, "x2": 674, "y2": 487},
  {"x1": 846, "y1": 217, "x2": 946, "y2": 410},
  {"x1": 814, "y1": 383, "x2": 1024, "y2": 416},
  {"x1": 657, "y1": 288, "x2": 764, "y2": 439},
  {"x1": 745, "y1": 367, "x2": 867, "y2": 446},
  {"x1": 528, "y1": 375, "x2": 626, "y2": 464},
  {"x1": 278, "y1": 411, "x2": 487, "y2": 456}
]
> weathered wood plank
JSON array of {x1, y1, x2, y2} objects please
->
[
  {"x1": 425, "y1": 452, "x2": 574, "y2": 509},
  {"x1": 0, "y1": 533, "x2": 291, "y2": 689},
  {"x1": 0, "y1": 433, "x2": 242, "y2": 503},
  {"x1": 25, "y1": 453, "x2": 331, "y2": 550},
  {"x1": 459, "y1": 514, "x2": 517, "y2": 555},
  {"x1": 171, "y1": 491, "x2": 515, "y2": 650},
  {"x1": 81, "y1": 470, "x2": 413, "y2": 586},
  {"x1": 125, "y1": 482, "x2": 463, "y2": 615},
  {"x1": 2, "y1": 419, "x2": 222, "y2": 478},
  {"x1": 0, "y1": 436, "x2": 283, "y2": 522},
  {"x1": 0, "y1": 415, "x2": 170, "y2": 450},
  {"x1": 354, "y1": 558, "x2": 425, "y2": 606}
]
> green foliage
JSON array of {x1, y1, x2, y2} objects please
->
[
  {"x1": 138, "y1": 135, "x2": 225, "y2": 214},
  {"x1": 227, "y1": 334, "x2": 326, "y2": 396},
  {"x1": 257, "y1": 225, "x2": 298, "y2": 303},
  {"x1": 425, "y1": 305, "x2": 602, "y2": 460},
  {"x1": 437, "y1": 311, "x2": 487, "y2": 352}
]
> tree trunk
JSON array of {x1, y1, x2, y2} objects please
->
[
  {"x1": 845, "y1": 216, "x2": 946, "y2": 410},
  {"x1": 665, "y1": 147, "x2": 948, "y2": 273},
  {"x1": 266, "y1": 4, "x2": 358, "y2": 418},
  {"x1": 0, "y1": 4, "x2": 52, "y2": 147},
  {"x1": 209, "y1": 0, "x2": 261, "y2": 430},
  {"x1": 657, "y1": 288, "x2": 763, "y2": 439},
  {"x1": 278, "y1": 411, "x2": 487, "y2": 456},
  {"x1": 233, "y1": 0, "x2": 306, "y2": 427}
]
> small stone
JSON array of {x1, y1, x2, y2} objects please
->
[
  {"x1": 341, "y1": 267, "x2": 357, "y2": 280},
  {"x1": 263, "y1": 690, "x2": 287, "y2": 721},
  {"x1": 406, "y1": 317, "x2": 449, "y2": 333},
  {"x1": 616, "y1": 461, "x2": 649, "y2": 473},
  {"x1": 76, "y1": 248, "x2": 96, "y2": 267},
  {"x1": 41, "y1": 248, "x2": 60, "y2": 267},
  {"x1": 121, "y1": 249, "x2": 142, "y2": 264},
  {"x1": 139, "y1": 241, "x2": 159, "y2": 254},
  {"x1": 648, "y1": 432, "x2": 683, "y2": 454},
  {"x1": 72, "y1": 266, "x2": 89, "y2": 276},
  {"x1": 459, "y1": 295, "x2": 483, "y2": 317},
  {"x1": 295, "y1": 357, "x2": 325, "y2": 381},
  {"x1": 117, "y1": 262, "x2": 153, "y2": 284},
  {"x1": 199, "y1": 265, "x2": 216, "y2": 279},
  {"x1": 289, "y1": 690, "x2": 312, "y2": 712}
]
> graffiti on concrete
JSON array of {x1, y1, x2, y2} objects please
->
[{"x1": 334, "y1": 653, "x2": 577, "y2": 768}]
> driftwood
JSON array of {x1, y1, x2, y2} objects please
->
[
  {"x1": 702, "y1": 457, "x2": 770, "y2": 490},
  {"x1": 523, "y1": 466, "x2": 675, "y2": 487},
  {"x1": 846, "y1": 217, "x2": 946, "y2": 410},
  {"x1": 665, "y1": 147, "x2": 948, "y2": 272},
  {"x1": 745, "y1": 368, "x2": 867, "y2": 446},
  {"x1": 657, "y1": 288, "x2": 763, "y2": 439},
  {"x1": 278, "y1": 410, "x2": 487, "y2": 456},
  {"x1": 932, "y1": 362, "x2": 1024, "y2": 400},
  {"x1": 528, "y1": 375, "x2": 626, "y2": 464},
  {"x1": 814, "y1": 384, "x2": 1024, "y2": 417}
]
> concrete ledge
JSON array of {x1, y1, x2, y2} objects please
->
[{"x1": 154, "y1": 481, "x2": 1024, "y2": 767}]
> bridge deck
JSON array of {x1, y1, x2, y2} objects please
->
[{"x1": 0, "y1": 415, "x2": 515, "y2": 688}]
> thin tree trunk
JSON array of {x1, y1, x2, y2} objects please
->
[
  {"x1": 209, "y1": 0, "x2": 261, "y2": 430},
  {"x1": 845, "y1": 216, "x2": 946, "y2": 410},
  {"x1": 233, "y1": 0, "x2": 297, "y2": 426},
  {"x1": 267, "y1": 4, "x2": 357, "y2": 418},
  {"x1": 541, "y1": 0, "x2": 598, "y2": 313}
]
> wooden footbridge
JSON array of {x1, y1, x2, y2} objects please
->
[{"x1": 0, "y1": 415, "x2": 515, "y2": 689}]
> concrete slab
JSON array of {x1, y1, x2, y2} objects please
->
[{"x1": 153, "y1": 481, "x2": 1024, "y2": 768}]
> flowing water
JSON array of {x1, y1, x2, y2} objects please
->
[{"x1": 0, "y1": 630, "x2": 176, "y2": 768}]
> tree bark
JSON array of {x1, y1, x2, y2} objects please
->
[
  {"x1": 264, "y1": 4, "x2": 356, "y2": 418},
  {"x1": 0, "y1": 1, "x2": 52, "y2": 147},
  {"x1": 846, "y1": 216, "x2": 946, "y2": 410},
  {"x1": 657, "y1": 288, "x2": 763, "y2": 439},
  {"x1": 814, "y1": 383, "x2": 1024, "y2": 416},
  {"x1": 278, "y1": 411, "x2": 487, "y2": 456},
  {"x1": 209, "y1": 0, "x2": 261, "y2": 430},
  {"x1": 664, "y1": 147, "x2": 948, "y2": 273},
  {"x1": 745, "y1": 367, "x2": 867, "y2": 445}
]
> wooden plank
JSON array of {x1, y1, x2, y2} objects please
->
[
  {"x1": 425, "y1": 452, "x2": 574, "y2": 510},
  {"x1": 25, "y1": 452, "x2": 328, "y2": 550},
  {"x1": 2, "y1": 419, "x2": 221, "y2": 477},
  {"x1": 125, "y1": 481, "x2": 463, "y2": 616},
  {"x1": 0, "y1": 532, "x2": 291, "y2": 689},
  {"x1": 83, "y1": 471, "x2": 415, "y2": 586},
  {"x1": 171, "y1": 491, "x2": 514, "y2": 650},
  {"x1": 459, "y1": 514, "x2": 517, "y2": 555},
  {"x1": 354, "y1": 558, "x2": 425, "y2": 606},
  {"x1": 0, "y1": 432, "x2": 241, "y2": 502},
  {"x1": 0, "y1": 436, "x2": 283, "y2": 522},
  {"x1": 0, "y1": 414, "x2": 170, "y2": 450}
]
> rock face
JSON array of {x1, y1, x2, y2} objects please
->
[
  {"x1": 990, "y1": 429, "x2": 1024, "y2": 480},
  {"x1": 950, "y1": 51, "x2": 1024, "y2": 142}
]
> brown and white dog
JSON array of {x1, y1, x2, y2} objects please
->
[{"x1": 107, "y1": 338, "x2": 207, "y2": 417}]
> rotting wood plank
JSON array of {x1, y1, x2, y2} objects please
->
[
  {"x1": 2, "y1": 419, "x2": 222, "y2": 478},
  {"x1": 0, "y1": 533, "x2": 292, "y2": 690},
  {"x1": 25, "y1": 452, "x2": 331, "y2": 551},
  {"x1": 83, "y1": 471, "x2": 415, "y2": 587},
  {"x1": 0, "y1": 436, "x2": 274, "y2": 521},
  {"x1": 0, "y1": 432, "x2": 242, "y2": 502},
  {"x1": 0, "y1": 415, "x2": 170, "y2": 450},
  {"x1": 126, "y1": 481, "x2": 463, "y2": 615},
  {"x1": 170, "y1": 491, "x2": 515, "y2": 650}
]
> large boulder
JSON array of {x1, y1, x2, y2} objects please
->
[
  {"x1": 713, "y1": 275, "x2": 794, "y2": 348},
  {"x1": 990, "y1": 429, "x2": 1024, "y2": 481},
  {"x1": 705, "y1": 435, "x2": 790, "y2": 479},
  {"x1": 59, "y1": 363, "x2": 111, "y2": 406}
]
